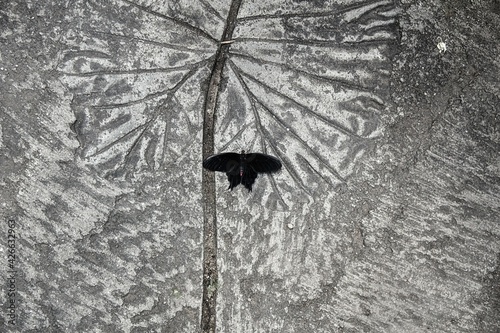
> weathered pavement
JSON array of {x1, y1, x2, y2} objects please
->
[{"x1": 0, "y1": 0, "x2": 499, "y2": 332}]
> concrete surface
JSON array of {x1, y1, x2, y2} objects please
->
[{"x1": 0, "y1": 0, "x2": 499, "y2": 332}]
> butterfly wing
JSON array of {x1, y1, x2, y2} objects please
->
[
  {"x1": 246, "y1": 153, "x2": 282, "y2": 173},
  {"x1": 204, "y1": 152, "x2": 242, "y2": 190},
  {"x1": 241, "y1": 167, "x2": 258, "y2": 192},
  {"x1": 227, "y1": 173, "x2": 242, "y2": 190},
  {"x1": 203, "y1": 153, "x2": 240, "y2": 173}
]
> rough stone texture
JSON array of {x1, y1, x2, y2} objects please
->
[{"x1": 1, "y1": 0, "x2": 499, "y2": 332}]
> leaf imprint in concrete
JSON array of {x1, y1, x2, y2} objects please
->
[{"x1": 58, "y1": 0, "x2": 398, "y2": 193}]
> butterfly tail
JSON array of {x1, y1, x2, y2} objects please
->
[
  {"x1": 241, "y1": 169, "x2": 258, "y2": 192},
  {"x1": 227, "y1": 173, "x2": 241, "y2": 190}
]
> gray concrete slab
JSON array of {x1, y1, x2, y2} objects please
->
[{"x1": 1, "y1": 0, "x2": 498, "y2": 332}]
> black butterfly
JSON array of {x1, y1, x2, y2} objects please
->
[{"x1": 203, "y1": 150, "x2": 282, "y2": 191}]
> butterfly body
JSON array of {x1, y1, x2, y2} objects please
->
[{"x1": 203, "y1": 151, "x2": 282, "y2": 191}]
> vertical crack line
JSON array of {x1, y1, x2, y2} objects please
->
[{"x1": 201, "y1": 1, "x2": 242, "y2": 332}]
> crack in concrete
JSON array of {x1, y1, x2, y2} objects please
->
[{"x1": 201, "y1": 1, "x2": 243, "y2": 332}]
